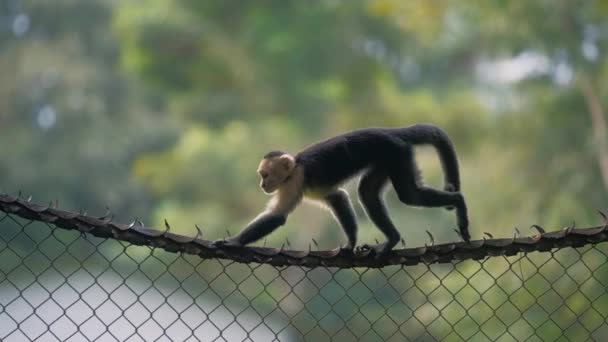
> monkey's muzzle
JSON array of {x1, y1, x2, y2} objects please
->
[{"x1": 260, "y1": 182, "x2": 277, "y2": 195}]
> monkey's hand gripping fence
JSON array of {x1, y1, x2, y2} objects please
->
[{"x1": 2, "y1": 193, "x2": 608, "y2": 341}]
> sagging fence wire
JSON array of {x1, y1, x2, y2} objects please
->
[
  {"x1": 1, "y1": 194, "x2": 608, "y2": 341},
  {"x1": 2, "y1": 194, "x2": 607, "y2": 268}
]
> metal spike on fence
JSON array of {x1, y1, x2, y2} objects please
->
[
  {"x1": 194, "y1": 224, "x2": 203, "y2": 239},
  {"x1": 53, "y1": 199, "x2": 59, "y2": 208},
  {"x1": 401, "y1": 238, "x2": 406, "y2": 248},
  {"x1": 127, "y1": 219, "x2": 137, "y2": 229},
  {"x1": 286, "y1": 238, "x2": 291, "y2": 249},
  {"x1": 531, "y1": 224, "x2": 545, "y2": 235},
  {"x1": 564, "y1": 221, "x2": 575, "y2": 234},
  {"x1": 308, "y1": 242, "x2": 312, "y2": 252},
  {"x1": 375, "y1": 238, "x2": 380, "y2": 245},
  {"x1": 426, "y1": 230, "x2": 435, "y2": 246},
  {"x1": 312, "y1": 238, "x2": 319, "y2": 248},
  {"x1": 280, "y1": 242, "x2": 285, "y2": 251},
  {"x1": 17, "y1": 190, "x2": 22, "y2": 198},
  {"x1": 100, "y1": 206, "x2": 111, "y2": 219},
  {"x1": 263, "y1": 238, "x2": 267, "y2": 247},
  {"x1": 26, "y1": 195, "x2": 32, "y2": 202},
  {"x1": 164, "y1": 219, "x2": 171, "y2": 234},
  {"x1": 512, "y1": 227, "x2": 521, "y2": 241},
  {"x1": 225, "y1": 229, "x2": 231, "y2": 237},
  {"x1": 484, "y1": 232, "x2": 493, "y2": 240},
  {"x1": 598, "y1": 210, "x2": 608, "y2": 225}
]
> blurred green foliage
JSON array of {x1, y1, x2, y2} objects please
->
[
  {"x1": 3, "y1": 1, "x2": 608, "y2": 340},
  {"x1": 1, "y1": 0, "x2": 607, "y2": 248}
]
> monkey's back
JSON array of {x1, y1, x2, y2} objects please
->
[{"x1": 295, "y1": 128, "x2": 399, "y2": 188}]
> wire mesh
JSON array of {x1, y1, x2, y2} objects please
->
[{"x1": 1, "y1": 213, "x2": 608, "y2": 341}]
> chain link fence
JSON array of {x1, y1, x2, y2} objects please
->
[{"x1": 2, "y1": 212, "x2": 608, "y2": 341}]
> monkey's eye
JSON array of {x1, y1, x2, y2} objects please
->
[{"x1": 260, "y1": 172, "x2": 268, "y2": 179}]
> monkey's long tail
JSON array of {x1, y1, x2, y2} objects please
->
[{"x1": 398, "y1": 123, "x2": 461, "y2": 192}]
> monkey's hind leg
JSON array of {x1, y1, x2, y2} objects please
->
[
  {"x1": 443, "y1": 183, "x2": 457, "y2": 211},
  {"x1": 357, "y1": 167, "x2": 401, "y2": 256},
  {"x1": 387, "y1": 145, "x2": 470, "y2": 242},
  {"x1": 325, "y1": 189, "x2": 358, "y2": 252}
]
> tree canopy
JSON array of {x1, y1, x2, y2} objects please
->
[{"x1": 1, "y1": 0, "x2": 607, "y2": 247}]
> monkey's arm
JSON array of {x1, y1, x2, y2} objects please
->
[
  {"x1": 229, "y1": 212, "x2": 287, "y2": 245},
  {"x1": 325, "y1": 189, "x2": 358, "y2": 250},
  {"x1": 216, "y1": 187, "x2": 302, "y2": 247}
]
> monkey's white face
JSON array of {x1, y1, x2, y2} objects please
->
[{"x1": 257, "y1": 155, "x2": 295, "y2": 194}]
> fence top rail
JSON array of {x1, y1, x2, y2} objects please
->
[{"x1": 1, "y1": 193, "x2": 606, "y2": 268}]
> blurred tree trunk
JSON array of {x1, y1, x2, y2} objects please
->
[{"x1": 580, "y1": 76, "x2": 608, "y2": 191}]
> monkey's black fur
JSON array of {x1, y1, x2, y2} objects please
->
[
  {"x1": 236, "y1": 215, "x2": 287, "y2": 245},
  {"x1": 223, "y1": 123, "x2": 469, "y2": 255},
  {"x1": 296, "y1": 124, "x2": 461, "y2": 192}
]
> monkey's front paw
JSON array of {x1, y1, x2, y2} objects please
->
[
  {"x1": 460, "y1": 229, "x2": 471, "y2": 242},
  {"x1": 457, "y1": 223, "x2": 471, "y2": 242},
  {"x1": 213, "y1": 237, "x2": 242, "y2": 247}
]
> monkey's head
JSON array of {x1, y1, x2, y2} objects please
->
[{"x1": 257, "y1": 151, "x2": 296, "y2": 194}]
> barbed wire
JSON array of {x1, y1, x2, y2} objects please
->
[{"x1": 2, "y1": 193, "x2": 606, "y2": 268}]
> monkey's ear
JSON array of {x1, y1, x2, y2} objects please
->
[{"x1": 279, "y1": 154, "x2": 296, "y2": 173}]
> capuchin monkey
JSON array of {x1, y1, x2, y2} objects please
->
[{"x1": 215, "y1": 123, "x2": 470, "y2": 255}]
